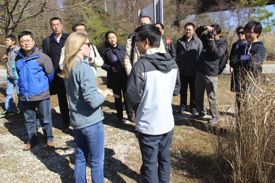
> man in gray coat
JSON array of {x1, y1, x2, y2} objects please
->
[{"x1": 176, "y1": 22, "x2": 203, "y2": 115}]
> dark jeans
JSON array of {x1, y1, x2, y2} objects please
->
[
  {"x1": 56, "y1": 76, "x2": 70, "y2": 126},
  {"x1": 137, "y1": 130, "x2": 173, "y2": 183},
  {"x1": 74, "y1": 122, "x2": 104, "y2": 183},
  {"x1": 113, "y1": 86, "x2": 133, "y2": 119},
  {"x1": 180, "y1": 74, "x2": 196, "y2": 109},
  {"x1": 22, "y1": 99, "x2": 53, "y2": 144}
]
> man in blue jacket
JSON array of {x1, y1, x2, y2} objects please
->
[{"x1": 15, "y1": 31, "x2": 54, "y2": 151}]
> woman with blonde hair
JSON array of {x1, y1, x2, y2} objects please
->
[{"x1": 60, "y1": 32, "x2": 112, "y2": 183}]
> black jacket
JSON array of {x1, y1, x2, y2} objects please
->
[
  {"x1": 196, "y1": 26, "x2": 228, "y2": 76},
  {"x1": 229, "y1": 40, "x2": 247, "y2": 62},
  {"x1": 229, "y1": 41, "x2": 266, "y2": 92},
  {"x1": 42, "y1": 33, "x2": 69, "y2": 72},
  {"x1": 176, "y1": 35, "x2": 203, "y2": 76},
  {"x1": 102, "y1": 44, "x2": 127, "y2": 89},
  {"x1": 42, "y1": 33, "x2": 69, "y2": 94}
]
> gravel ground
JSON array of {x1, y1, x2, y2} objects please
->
[
  {"x1": 0, "y1": 75, "x2": 239, "y2": 183},
  {"x1": 0, "y1": 106, "x2": 143, "y2": 183}
]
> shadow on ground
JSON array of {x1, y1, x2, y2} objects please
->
[
  {"x1": 103, "y1": 111, "x2": 136, "y2": 133},
  {"x1": 3, "y1": 115, "x2": 74, "y2": 182},
  {"x1": 172, "y1": 149, "x2": 231, "y2": 183},
  {"x1": 172, "y1": 104, "x2": 232, "y2": 138}
]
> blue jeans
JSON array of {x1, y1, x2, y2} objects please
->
[
  {"x1": 74, "y1": 122, "x2": 104, "y2": 183},
  {"x1": 22, "y1": 99, "x2": 53, "y2": 144},
  {"x1": 137, "y1": 130, "x2": 173, "y2": 183},
  {"x1": 5, "y1": 78, "x2": 22, "y2": 112}
]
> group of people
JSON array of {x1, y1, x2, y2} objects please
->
[{"x1": 2, "y1": 13, "x2": 266, "y2": 183}]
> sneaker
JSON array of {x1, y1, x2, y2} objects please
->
[
  {"x1": 128, "y1": 116, "x2": 135, "y2": 123},
  {"x1": 194, "y1": 113, "x2": 206, "y2": 120},
  {"x1": 17, "y1": 110, "x2": 23, "y2": 115},
  {"x1": 0, "y1": 111, "x2": 17, "y2": 118},
  {"x1": 191, "y1": 108, "x2": 198, "y2": 116},
  {"x1": 46, "y1": 141, "x2": 55, "y2": 149},
  {"x1": 23, "y1": 142, "x2": 37, "y2": 151},
  {"x1": 209, "y1": 117, "x2": 218, "y2": 125},
  {"x1": 178, "y1": 105, "x2": 187, "y2": 114}
]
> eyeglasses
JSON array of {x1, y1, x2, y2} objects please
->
[
  {"x1": 237, "y1": 31, "x2": 245, "y2": 35},
  {"x1": 20, "y1": 39, "x2": 32, "y2": 44},
  {"x1": 84, "y1": 43, "x2": 91, "y2": 47}
]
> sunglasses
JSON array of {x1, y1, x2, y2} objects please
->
[
  {"x1": 238, "y1": 31, "x2": 245, "y2": 35},
  {"x1": 84, "y1": 43, "x2": 92, "y2": 47}
]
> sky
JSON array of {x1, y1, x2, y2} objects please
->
[
  {"x1": 184, "y1": 4, "x2": 275, "y2": 31},
  {"x1": 56, "y1": 0, "x2": 64, "y2": 9}
]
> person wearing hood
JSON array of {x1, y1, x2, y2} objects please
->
[
  {"x1": 126, "y1": 24, "x2": 180, "y2": 183},
  {"x1": 229, "y1": 21, "x2": 266, "y2": 109},
  {"x1": 15, "y1": 31, "x2": 55, "y2": 151},
  {"x1": 229, "y1": 26, "x2": 248, "y2": 93},
  {"x1": 195, "y1": 24, "x2": 228, "y2": 125}
]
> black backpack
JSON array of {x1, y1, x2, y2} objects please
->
[{"x1": 218, "y1": 47, "x2": 229, "y2": 75}]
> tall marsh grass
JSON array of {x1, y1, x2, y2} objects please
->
[{"x1": 214, "y1": 75, "x2": 275, "y2": 183}]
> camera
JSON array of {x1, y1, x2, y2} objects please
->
[{"x1": 206, "y1": 30, "x2": 216, "y2": 38}]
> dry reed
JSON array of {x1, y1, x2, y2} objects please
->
[{"x1": 214, "y1": 74, "x2": 275, "y2": 183}]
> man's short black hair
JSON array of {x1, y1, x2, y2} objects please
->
[
  {"x1": 50, "y1": 17, "x2": 62, "y2": 24},
  {"x1": 184, "y1": 22, "x2": 195, "y2": 29},
  {"x1": 18, "y1": 31, "x2": 34, "y2": 41},
  {"x1": 135, "y1": 24, "x2": 161, "y2": 48},
  {"x1": 155, "y1": 22, "x2": 164, "y2": 30},
  {"x1": 5, "y1": 34, "x2": 17, "y2": 42},
  {"x1": 138, "y1": 15, "x2": 152, "y2": 22},
  {"x1": 211, "y1": 24, "x2": 222, "y2": 35},
  {"x1": 244, "y1": 21, "x2": 262, "y2": 37},
  {"x1": 72, "y1": 22, "x2": 86, "y2": 32},
  {"x1": 236, "y1": 26, "x2": 244, "y2": 33}
]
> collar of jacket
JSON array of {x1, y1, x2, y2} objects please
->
[
  {"x1": 17, "y1": 47, "x2": 40, "y2": 58},
  {"x1": 76, "y1": 56, "x2": 90, "y2": 65},
  {"x1": 50, "y1": 32, "x2": 68, "y2": 42},
  {"x1": 8, "y1": 45, "x2": 19, "y2": 52},
  {"x1": 181, "y1": 35, "x2": 195, "y2": 42},
  {"x1": 104, "y1": 44, "x2": 123, "y2": 52}
]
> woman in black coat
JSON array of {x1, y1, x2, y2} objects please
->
[{"x1": 102, "y1": 31, "x2": 134, "y2": 122}]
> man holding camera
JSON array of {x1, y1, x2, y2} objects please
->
[{"x1": 195, "y1": 24, "x2": 228, "y2": 125}]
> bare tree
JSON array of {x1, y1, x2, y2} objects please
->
[{"x1": 0, "y1": 0, "x2": 47, "y2": 35}]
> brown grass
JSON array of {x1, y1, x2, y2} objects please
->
[{"x1": 213, "y1": 74, "x2": 275, "y2": 183}]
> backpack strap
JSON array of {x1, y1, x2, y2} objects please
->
[{"x1": 91, "y1": 44, "x2": 97, "y2": 58}]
